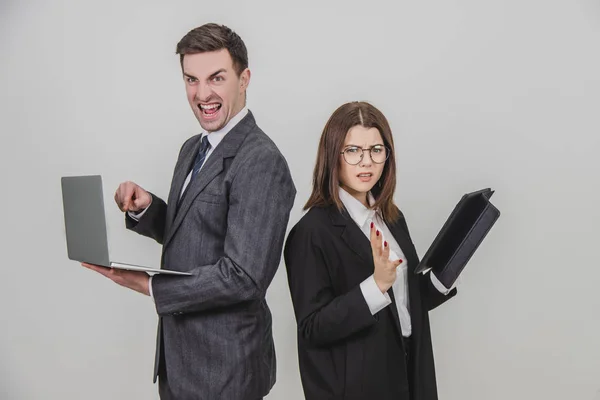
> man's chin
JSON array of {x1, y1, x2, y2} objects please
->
[{"x1": 198, "y1": 117, "x2": 225, "y2": 133}]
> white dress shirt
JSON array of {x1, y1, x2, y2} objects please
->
[
  {"x1": 129, "y1": 106, "x2": 249, "y2": 298},
  {"x1": 338, "y1": 187, "x2": 453, "y2": 337}
]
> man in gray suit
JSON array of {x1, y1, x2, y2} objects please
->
[{"x1": 82, "y1": 23, "x2": 296, "y2": 400}]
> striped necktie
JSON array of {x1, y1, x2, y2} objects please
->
[{"x1": 190, "y1": 135, "x2": 211, "y2": 182}]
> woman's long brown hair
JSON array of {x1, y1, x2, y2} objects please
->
[{"x1": 304, "y1": 101, "x2": 400, "y2": 223}]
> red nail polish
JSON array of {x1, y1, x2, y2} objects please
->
[
  {"x1": 399, "y1": 260, "x2": 403, "y2": 264},
  {"x1": 376, "y1": 230, "x2": 380, "y2": 236},
  {"x1": 384, "y1": 241, "x2": 388, "y2": 247},
  {"x1": 370, "y1": 222, "x2": 374, "y2": 229}
]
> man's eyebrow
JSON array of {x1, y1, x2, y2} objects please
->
[
  {"x1": 208, "y1": 69, "x2": 227, "y2": 79},
  {"x1": 183, "y1": 69, "x2": 227, "y2": 80}
]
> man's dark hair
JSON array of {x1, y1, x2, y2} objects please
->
[{"x1": 176, "y1": 23, "x2": 248, "y2": 75}]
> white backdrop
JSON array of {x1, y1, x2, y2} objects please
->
[{"x1": 1, "y1": 1, "x2": 599, "y2": 399}]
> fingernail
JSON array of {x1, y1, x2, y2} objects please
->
[
  {"x1": 376, "y1": 230, "x2": 380, "y2": 236},
  {"x1": 370, "y1": 222, "x2": 374, "y2": 229},
  {"x1": 399, "y1": 259, "x2": 403, "y2": 264},
  {"x1": 384, "y1": 241, "x2": 388, "y2": 247}
]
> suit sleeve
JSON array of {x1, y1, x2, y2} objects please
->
[
  {"x1": 125, "y1": 193, "x2": 167, "y2": 245},
  {"x1": 284, "y1": 222, "x2": 379, "y2": 347},
  {"x1": 421, "y1": 271, "x2": 457, "y2": 311},
  {"x1": 151, "y1": 149, "x2": 296, "y2": 316}
]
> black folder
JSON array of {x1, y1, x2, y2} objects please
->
[{"x1": 414, "y1": 188, "x2": 500, "y2": 288}]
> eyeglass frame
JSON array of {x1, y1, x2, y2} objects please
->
[{"x1": 339, "y1": 144, "x2": 391, "y2": 165}]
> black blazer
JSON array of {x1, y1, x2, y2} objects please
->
[{"x1": 284, "y1": 204, "x2": 457, "y2": 400}]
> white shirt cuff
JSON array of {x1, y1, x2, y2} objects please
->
[
  {"x1": 148, "y1": 275, "x2": 154, "y2": 300},
  {"x1": 430, "y1": 272, "x2": 456, "y2": 295},
  {"x1": 360, "y1": 275, "x2": 392, "y2": 315},
  {"x1": 128, "y1": 206, "x2": 149, "y2": 221},
  {"x1": 127, "y1": 197, "x2": 152, "y2": 221}
]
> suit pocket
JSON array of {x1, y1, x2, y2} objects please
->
[{"x1": 194, "y1": 192, "x2": 223, "y2": 204}]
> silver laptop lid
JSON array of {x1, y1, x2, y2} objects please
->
[{"x1": 61, "y1": 175, "x2": 111, "y2": 267}]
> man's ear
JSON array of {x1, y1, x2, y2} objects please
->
[{"x1": 239, "y1": 68, "x2": 251, "y2": 91}]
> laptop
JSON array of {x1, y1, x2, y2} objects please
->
[{"x1": 61, "y1": 175, "x2": 191, "y2": 276}]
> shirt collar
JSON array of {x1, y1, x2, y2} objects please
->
[
  {"x1": 201, "y1": 106, "x2": 249, "y2": 149},
  {"x1": 338, "y1": 187, "x2": 377, "y2": 228}
]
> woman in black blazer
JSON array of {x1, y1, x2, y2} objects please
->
[{"x1": 284, "y1": 101, "x2": 457, "y2": 400}]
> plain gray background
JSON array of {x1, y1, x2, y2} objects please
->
[{"x1": 1, "y1": 0, "x2": 599, "y2": 399}]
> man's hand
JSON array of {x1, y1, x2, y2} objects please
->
[
  {"x1": 114, "y1": 181, "x2": 152, "y2": 213},
  {"x1": 82, "y1": 263, "x2": 150, "y2": 296}
]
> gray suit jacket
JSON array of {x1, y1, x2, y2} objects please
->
[{"x1": 126, "y1": 111, "x2": 296, "y2": 400}]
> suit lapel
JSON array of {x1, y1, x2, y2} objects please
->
[
  {"x1": 386, "y1": 217, "x2": 419, "y2": 273},
  {"x1": 162, "y1": 111, "x2": 256, "y2": 250},
  {"x1": 164, "y1": 136, "x2": 202, "y2": 241},
  {"x1": 386, "y1": 288, "x2": 403, "y2": 339},
  {"x1": 329, "y1": 206, "x2": 373, "y2": 269},
  {"x1": 386, "y1": 216, "x2": 423, "y2": 337},
  {"x1": 166, "y1": 145, "x2": 225, "y2": 246}
]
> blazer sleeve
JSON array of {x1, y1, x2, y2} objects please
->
[
  {"x1": 284, "y1": 221, "x2": 379, "y2": 347},
  {"x1": 151, "y1": 148, "x2": 296, "y2": 316},
  {"x1": 125, "y1": 193, "x2": 167, "y2": 245},
  {"x1": 421, "y1": 271, "x2": 457, "y2": 311}
]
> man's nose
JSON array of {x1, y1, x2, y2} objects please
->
[{"x1": 196, "y1": 82, "x2": 213, "y2": 103}]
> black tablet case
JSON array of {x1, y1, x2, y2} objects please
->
[{"x1": 414, "y1": 188, "x2": 500, "y2": 288}]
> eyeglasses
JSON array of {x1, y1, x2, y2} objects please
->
[{"x1": 340, "y1": 145, "x2": 390, "y2": 165}]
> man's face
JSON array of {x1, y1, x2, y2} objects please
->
[{"x1": 182, "y1": 49, "x2": 250, "y2": 132}]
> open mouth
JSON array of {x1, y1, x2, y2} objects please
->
[
  {"x1": 357, "y1": 173, "x2": 373, "y2": 182},
  {"x1": 198, "y1": 103, "x2": 222, "y2": 118}
]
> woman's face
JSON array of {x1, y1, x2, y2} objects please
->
[{"x1": 338, "y1": 125, "x2": 386, "y2": 205}]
